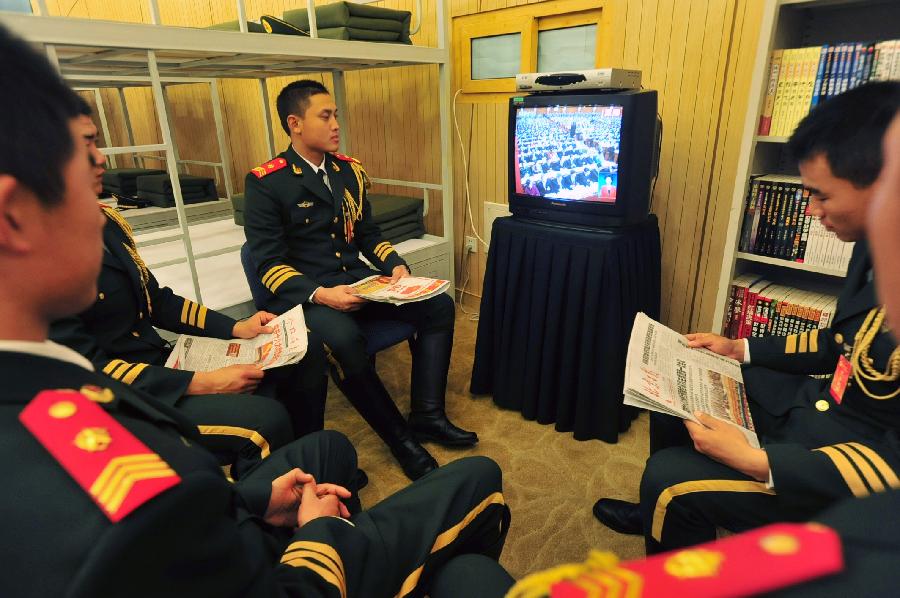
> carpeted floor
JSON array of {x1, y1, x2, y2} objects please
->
[{"x1": 323, "y1": 312, "x2": 649, "y2": 580}]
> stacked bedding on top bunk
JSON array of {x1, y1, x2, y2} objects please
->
[
  {"x1": 135, "y1": 174, "x2": 219, "y2": 208},
  {"x1": 259, "y1": 2, "x2": 412, "y2": 44},
  {"x1": 102, "y1": 168, "x2": 166, "y2": 199},
  {"x1": 369, "y1": 194, "x2": 425, "y2": 244}
]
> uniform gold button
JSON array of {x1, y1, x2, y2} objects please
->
[
  {"x1": 49, "y1": 401, "x2": 77, "y2": 419},
  {"x1": 759, "y1": 533, "x2": 800, "y2": 555},
  {"x1": 335, "y1": 252, "x2": 341, "y2": 258},
  {"x1": 305, "y1": 218, "x2": 310, "y2": 224},
  {"x1": 342, "y1": 266, "x2": 347, "y2": 271},
  {"x1": 834, "y1": 333, "x2": 844, "y2": 344},
  {"x1": 815, "y1": 400, "x2": 829, "y2": 412},
  {"x1": 138, "y1": 312, "x2": 143, "y2": 319},
  {"x1": 98, "y1": 292, "x2": 105, "y2": 300},
  {"x1": 333, "y1": 217, "x2": 339, "y2": 223},
  {"x1": 131, "y1": 331, "x2": 140, "y2": 337},
  {"x1": 331, "y1": 233, "x2": 336, "y2": 239}
]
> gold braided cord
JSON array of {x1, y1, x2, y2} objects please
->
[
  {"x1": 850, "y1": 307, "x2": 900, "y2": 400},
  {"x1": 101, "y1": 205, "x2": 153, "y2": 316},
  {"x1": 341, "y1": 161, "x2": 367, "y2": 242}
]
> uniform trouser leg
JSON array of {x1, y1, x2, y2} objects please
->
[
  {"x1": 649, "y1": 411, "x2": 692, "y2": 454},
  {"x1": 428, "y1": 554, "x2": 515, "y2": 598},
  {"x1": 350, "y1": 456, "x2": 510, "y2": 598},
  {"x1": 175, "y1": 393, "x2": 294, "y2": 479},
  {"x1": 640, "y1": 446, "x2": 793, "y2": 554},
  {"x1": 255, "y1": 331, "x2": 329, "y2": 438}
]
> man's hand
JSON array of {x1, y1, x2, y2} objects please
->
[
  {"x1": 390, "y1": 265, "x2": 410, "y2": 284},
  {"x1": 264, "y1": 468, "x2": 314, "y2": 527},
  {"x1": 186, "y1": 364, "x2": 264, "y2": 395},
  {"x1": 314, "y1": 285, "x2": 367, "y2": 312},
  {"x1": 684, "y1": 333, "x2": 745, "y2": 361},
  {"x1": 232, "y1": 311, "x2": 277, "y2": 339},
  {"x1": 298, "y1": 479, "x2": 349, "y2": 527},
  {"x1": 685, "y1": 412, "x2": 769, "y2": 481}
]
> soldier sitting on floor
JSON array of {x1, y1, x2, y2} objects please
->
[
  {"x1": 592, "y1": 82, "x2": 900, "y2": 554},
  {"x1": 243, "y1": 80, "x2": 477, "y2": 481},
  {"x1": 0, "y1": 24, "x2": 513, "y2": 598}
]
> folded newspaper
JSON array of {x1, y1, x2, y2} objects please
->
[
  {"x1": 165, "y1": 305, "x2": 308, "y2": 372},
  {"x1": 350, "y1": 275, "x2": 450, "y2": 305},
  {"x1": 624, "y1": 312, "x2": 759, "y2": 447}
]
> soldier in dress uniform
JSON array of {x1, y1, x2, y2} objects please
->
[
  {"x1": 50, "y1": 103, "x2": 331, "y2": 478},
  {"x1": 593, "y1": 82, "x2": 900, "y2": 553},
  {"x1": 0, "y1": 25, "x2": 512, "y2": 598},
  {"x1": 243, "y1": 80, "x2": 477, "y2": 481}
]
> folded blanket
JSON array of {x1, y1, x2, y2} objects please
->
[
  {"x1": 379, "y1": 221, "x2": 424, "y2": 244},
  {"x1": 136, "y1": 174, "x2": 217, "y2": 196},
  {"x1": 368, "y1": 194, "x2": 424, "y2": 224},
  {"x1": 262, "y1": 2, "x2": 411, "y2": 44},
  {"x1": 376, "y1": 212, "x2": 423, "y2": 231},
  {"x1": 390, "y1": 228, "x2": 426, "y2": 244},
  {"x1": 102, "y1": 168, "x2": 166, "y2": 195}
]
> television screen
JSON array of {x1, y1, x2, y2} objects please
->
[{"x1": 513, "y1": 104, "x2": 624, "y2": 204}]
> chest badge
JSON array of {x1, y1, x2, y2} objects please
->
[
  {"x1": 292, "y1": 164, "x2": 303, "y2": 176},
  {"x1": 297, "y1": 201, "x2": 314, "y2": 208}
]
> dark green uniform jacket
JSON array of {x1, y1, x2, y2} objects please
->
[
  {"x1": 745, "y1": 240, "x2": 900, "y2": 512},
  {"x1": 51, "y1": 208, "x2": 237, "y2": 405},
  {"x1": 243, "y1": 147, "x2": 407, "y2": 308}
]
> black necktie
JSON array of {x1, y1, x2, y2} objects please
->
[{"x1": 317, "y1": 169, "x2": 330, "y2": 192}]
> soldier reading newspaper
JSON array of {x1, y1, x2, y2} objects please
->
[
  {"x1": 165, "y1": 305, "x2": 308, "y2": 372},
  {"x1": 624, "y1": 312, "x2": 759, "y2": 447}
]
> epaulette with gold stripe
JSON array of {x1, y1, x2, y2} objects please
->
[
  {"x1": 19, "y1": 389, "x2": 180, "y2": 522},
  {"x1": 332, "y1": 152, "x2": 360, "y2": 165},
  {"x1": 251, "y1": 157, "x2": 288, "y2": 179}
]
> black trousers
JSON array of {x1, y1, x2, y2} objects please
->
[{"x1": 304, "y1": 293, "x2": 455, "y2": 378}]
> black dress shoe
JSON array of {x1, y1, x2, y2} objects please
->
[
  {"x1": 392, "y1": 438, "x2": 438, "y2": 481},
  {"x1": 353, "y1": 468, "x2": 369, "y2": 491},
  {"x1": 592, "y1": 498, "x2": 643, "y2": 535},
  {"x1": 409, "y1": 413, "x2": 479, "y2": 447}
]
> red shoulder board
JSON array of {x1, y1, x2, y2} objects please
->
[
  {"x1": 19, "y1": 389, "x2": 181, "y2": 522},
  {"x1": 251, "y1": 157, "x2": 288, "y2": 179},
  {"x1": 332, "y1": 152, "x2": 360, "y2": 165}
]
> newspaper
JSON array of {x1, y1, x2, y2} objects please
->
[
  {"x1": 623, "y1": 312, "x2": 759, "y2": 447},
  {"x1": 165, "y1": 305, "x2": 308, "y2": 372},
  {"x1": 349, "y1": 275, "x2": 450, "y2": 305}
]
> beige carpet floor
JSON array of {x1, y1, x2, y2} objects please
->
[{"x1": 323, "y1": 312, "x2": 649, "y2": 580}]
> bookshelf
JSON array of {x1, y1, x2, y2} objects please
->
[{"x1": 712, "y1": 0, "x2": 900, "y2": 336}]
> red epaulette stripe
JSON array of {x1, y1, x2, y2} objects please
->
[
  {"x1": 19, "y1": 389, "x2": 180, "y2": 522},
  {"x1": 332, "y1": 152, "x2": 360, "y2": 164},
  {"x1": 251, "y1": 157, "x2": 288, "y2": 178}
]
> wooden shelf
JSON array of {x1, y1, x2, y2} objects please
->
[{"x1": 736, "y1": 252, "x2": 847, "y2": 277}]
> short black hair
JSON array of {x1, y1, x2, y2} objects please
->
[
  {"x1": 788, "y1": 81, "x2": 900, "y2": 187},
  {"x1": 0, "y1": 25, "x2": 83, "y2": 207},
  {"x1": 75, "y1": 95, "x2": 92, "y2": 117},
  {"x1": 276, "y1": 79, "x2": 330, "y2": 135}
]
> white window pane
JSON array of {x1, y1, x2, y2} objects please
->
[
  {"x1": 0, "y1": 0, "x2": 32, "y2": 12},
  {"x1": 537, "y1": 25, "x2": 597, "y2": 72},
  {"x1": 471, "y1": 33, "x2": 521, "y2": 80}
]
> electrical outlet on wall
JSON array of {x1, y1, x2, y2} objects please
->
[{"x1": 464, "y1": 236, "x2": 476, "y2": 253}]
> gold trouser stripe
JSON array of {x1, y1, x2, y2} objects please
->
[
  {"x1": 280, "y1": 557, "x2": 346, "y2": 598},
  {"x1": 121, "y1": 363, "x2": 149, "y2": 385},
  {"x1": 815, "y1": 446, "x2": 869, "y2": 497},
  {"x1": 262, "y1": 265, "x2": 292, "y2": 286},
  {"x1": 323, "y1": 342, "x2": 345, "y2": 381},
  {"x1": 269, "y1": 270, "x2": 301, "y2": 293},
  {"x1": 836, "y1": 443, "x2": 886, "y2": 492},
  {"x1": 809, "y1": 328, "x2": 819, "y2": 353},
  {"x1": 196, "y1": 425, "x2": 271, "y2": 458},
  {"x1": 785, "y1": 335, "x2": 798, "y2": 354},
  {"x1": 197, "y1": 305, "x2": 208, "y2": 329},
  {"x1": 180, "y1": 299, "x2": 191, "y2": 324},
  {"x1": 799, "y1": 332, "x2": 809, "y2": 353},
  {"x1": 102, "y1": 359, "x2": 126, "y2": 376},
  {"x1": 396, "y1": 492, "x2": 505, "y2": 597},
  {"x1": 845, "y1": 442, "x2": 900, "y2": 489},
  {"x1": 110, "y1": 361, "x2": 133, "y2": 380},
  {"x1": 188, "y1": 301, "x2": 199, "y2": 327},
  {"x1": 651, "y1": 480, "x2": 775, "y2": 542}
]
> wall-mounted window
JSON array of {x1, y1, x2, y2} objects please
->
[
  {"x1": 472, "y1": 33, "x2": 522, "y2": 80},
  {"x1": 538, "y1": 24, "x2": 597, "y2": 72}
]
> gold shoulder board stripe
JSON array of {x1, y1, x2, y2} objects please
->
[
  {"x1": 90, "y1": 454, "x2": 176, "y2": 515},
  {"x1": 652, "y1": 480, "x2": 775, "y2": 542},
  {"x1": 815, "y1": 445, "x2": 869, "y2": 497},
  {"x1": 197, "y1": 425, "x2": 271, "y2": 458}
]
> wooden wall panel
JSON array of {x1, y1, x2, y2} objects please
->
[{"x1": 40, "y1": 0, "x2": 763, "y2": 333}]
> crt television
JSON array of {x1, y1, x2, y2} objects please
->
[{"x1": 509, "y1": 89, "x2": 660, "y2": 228}]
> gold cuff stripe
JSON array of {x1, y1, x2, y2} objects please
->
[
  {"x1": 282, "y1": 542, "x2": 346, "y2": 580},
  {"x1": 188, "y1": 302, "x2": 199, "y2": 327},
  {"x1": 397, "y1": 492, "x2": 506, "y2": 597},
  {"x1": 282, "y1": 550, "x2": 344, "y2": 585},
  {"x1": 799, "y1": 332, "x2": 809, "y2": 353},
  {"x1": 121, "y1": 363, "x2": 149, "y2": 385},
  {"x1": 262, "y1": 265, "x2": 292, "y2": 286},
  {"x1": 180, "y1": 299, "x2": 191, "y2": 324},
  {"x1": 373, "y1": 242, "x2": 389, "y2": 257},
  {"x1": 375, "y1": 244, "x2": 394, "y2": 261},
  {"x1": 197, "y1": 306, "x2": 208, "y2": 329},
  {"x1": 785, "y1": 335, "x2": 798, "y2": 354},
  {"x1": 835, "y1": 444, "x2": 885, "y2": 492},
  {"x1": 652, "y1": 480, "x2": 775, "y2": 542},
  {"x1": 378, "y1": 247, "x2": 396, "y2": 261},
  {"x1": 102, "y1": 359, "x2": 127, "y2": 376},
  {"x1": 196, "y1": 425, "x2": 271, "y2": 458},
  {"x1": 815, "y1": 446, "x2": 869, "y2": 497},
  {"x1": 280, "y1": 557, "x2": 346, "y2": 598},
  {"x1": 111, "y1": 361, "x2": 133, "y2": 380},
  {"x1": 269, "y1": 271, "x2": 301, "y2": 293},
  {"x1": 845, "y1": 442, "x2": 900, "y2": 489},
  {"x1": 809, "y1": 329, "x2": 819, "y2": 353}
]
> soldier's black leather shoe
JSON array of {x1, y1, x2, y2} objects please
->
[
  {"x1": 592, "y1": 498, "x2": 643, "y2": 535},
  {"x1": 391, "y1": 438, "x2": 438, "y2": 480},
  {"x1": 410, "y1": 412, "x2": 479, "y2": 447}
]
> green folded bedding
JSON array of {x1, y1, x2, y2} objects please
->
[
  {"x1": 206, "y1": 20, "x2": 265, "y2": 33},
  {"x1": 261, "y1": 2, "x2": 411, "y2": 44},
  {"x1": 368, "y1": 193, "x2": 424, "y2": 224}
]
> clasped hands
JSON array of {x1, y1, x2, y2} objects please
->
[{"x1": 264, "y1": 468, "x2": 353, "y2": 528}]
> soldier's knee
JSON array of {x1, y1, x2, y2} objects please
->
[
  {"x1": 454, "y1": 455, "x2": 503, "y2": 489},
  {"x1": 317, "y1": 429, "x2": 358, "y2": 464},
  {"x1": 640, "y1": 447, "x2": 685, "y2": 506},
  {"x1": 428, "y1": 293, "x2": 455, "y2": 326},
  {"x1": 251, "y1": 397, "x2": 294, "y2": 450}
]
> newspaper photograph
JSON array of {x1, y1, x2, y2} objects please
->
[
  {"x1": 623, "y1": 312, "x2": 758, "y2": 447},
  {"x1": 165, "y1": 305, "x2": 308, "y2": 372},
  {"x1": 350, "y1": 275, "x2": 450, "y2": 305}
]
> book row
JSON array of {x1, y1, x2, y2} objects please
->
[
  {"x1": 738, "y1": 175, "x2": 853, "y2": 271},
  {"x1": 758, "y1": 40, "x2": 900, "y2": 137}
]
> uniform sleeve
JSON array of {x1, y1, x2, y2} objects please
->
[
  {"x1": 767, "y1": 438, "x2": 900, "y2": 513},
  {"x1": 747, "y1": 327, "x2": 842, "y2": 375},
  {"x1": 49, "y1": 316, "x2": 193, "y2": 405},
  {"x1": 146, "y1": 270, "x2": 236, "y2": 340},
  {"x1": 353, "y1": 181, "x2": 408, "y2": 275},
  {"x1": 244, "y1": 173, "x2": 322, "y2": 305}
]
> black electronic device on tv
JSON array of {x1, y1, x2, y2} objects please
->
[{"x1": 508, "y1": 89, "x2": 660, "y2": 228}]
